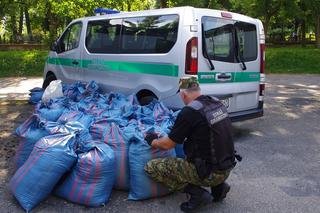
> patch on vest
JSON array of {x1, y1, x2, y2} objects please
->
[{"x1": 208, "y1": 107, "x2": 228, "y2": 125}]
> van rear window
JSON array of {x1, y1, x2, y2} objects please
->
[
  {"x1": 202, "y1": 17, "x2": 257, "y2": 63},
  {"x1": 86, "y1": 15, "x2": 179, "y2": 54}
]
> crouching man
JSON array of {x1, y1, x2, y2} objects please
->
[{"x1": 144, "y1": 77, "x2": 240, "y2": 212}]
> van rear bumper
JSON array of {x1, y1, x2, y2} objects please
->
[{"x1": 229, "y1": 102, "x2": 264, "y2": 122}]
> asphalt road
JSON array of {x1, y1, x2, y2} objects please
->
[{"x1": 0, "y1": 74, "x2": 319, "y2": 213}]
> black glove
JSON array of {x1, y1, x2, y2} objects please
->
[{"x1": 144, "y1": 132, "x2": 159, "y2": 146}]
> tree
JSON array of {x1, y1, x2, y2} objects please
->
[{"x1": 304, "y1": 0, "x2": 320, "y2": 48}]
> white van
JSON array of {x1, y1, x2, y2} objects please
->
[{"x1": 44, "y1": 6, "x2": 265, "y2": 122}]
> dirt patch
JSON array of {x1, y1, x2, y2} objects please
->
[{"x1": 0, "y1": 101, "x2": 33, "y2": 182}]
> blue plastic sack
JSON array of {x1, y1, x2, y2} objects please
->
[
  {"x1": 54, "y1": 140, "x2": 115, "y2": 207},
  {"x1": 63, "y1": 81, "x2": 100, "y2": 102},
  {"x1": 10, "y1": 132, "x2": 78, "y2": 211},
  {"x1": 36, "y1": 97, "x2": 69, "y2": 121},
  {"x1": 91, "y1": 120, "x2": 130, "y2": 190},
  {"x1": 63, "y1": 82, "x2": 87, "y2": 102},
  {"x1": 14, "y1": 114, "x2": 49, "y2": 169},
  {"x1": 28, "y1": 87, "x2": 44, "y2": 105},
  {"x1": 76, "y1": 94, "x2": 107, "y2": 113},
  {"x1": 90, "y1": 118, "x2": 112, "y2": 140},
  {"x1": 105, "y1": 123, "x2": 130, "y2": 190},
  {"x1": 58, "y1": 110, "x2": 93, "y2": 128},
  {"x1": 128, "y1": 126, "x2": 176, "y2": 200}
]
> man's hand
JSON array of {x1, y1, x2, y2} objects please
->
[{"x1": 144, "y1": 132, "x2": 159, "y2": 146}]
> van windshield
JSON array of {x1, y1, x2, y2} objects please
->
[{"x1": 202, "y1": 17, "x2": 257, "y2": 63}]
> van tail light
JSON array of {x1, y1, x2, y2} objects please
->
[
  {"x1": 259, "y1": 43, "x2": 265, "y2": 104},
  {"x1": 260, "y1": 44, "x2": 265, "y2": 74},
  {"x1": 185, "y1": 37, "x2": 198, "y2": 75}
]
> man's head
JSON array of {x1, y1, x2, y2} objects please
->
[{"x1": 179, "y1": 77, "x2": 201, "y2": 105}]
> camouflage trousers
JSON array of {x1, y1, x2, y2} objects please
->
[{"x1": 144, "y1": 157, "x2": 230, "y2": 192}]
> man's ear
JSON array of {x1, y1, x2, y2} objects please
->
[{"x1": 180, "y1": 91, "x2": 186, "y2": 99}]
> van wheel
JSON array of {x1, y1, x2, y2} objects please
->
[
  {"x1": 42, "y1": 74, "x2": 57, "y2": 89},
  {"x1": 139, "y1": 96, "x2": 157, "y2": 106}
]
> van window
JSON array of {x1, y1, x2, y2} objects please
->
[
  {"x1": 202, "y1": 17, "x2": 258, "y2": 63},
  {"x1": 86, "y1": 15, "x2": 178, "y2": 54},
  {"x1": 60, "y1": 22, "x2": 82, "y2": 53},
  {"x1": 86, "y1": 19, "x2": 122, "y2": 53},
  {"x1": 202, "y1": 17, "x2": 235, "y2": 63},
  {"x1": 121, "y1": 15, "x2": 179, "y2": 53},
  {"x1": 235, "y1": 22, "x2": 258, "y2": 62}
]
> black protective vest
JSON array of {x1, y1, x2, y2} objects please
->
[{"x1": 187, "y1": 96, "x2": 236, "y2": 172}]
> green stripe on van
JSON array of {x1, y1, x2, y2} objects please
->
[
  {"x1": 47, "y1": 57, "x2": 179, "y2": 77},
  {"x1": 198, "y1": 72, "x2": 260, "y2": 83}
]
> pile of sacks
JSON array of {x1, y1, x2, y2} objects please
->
[{"x1": 11, "y1": 81, "x2": 184, "y2": 211}]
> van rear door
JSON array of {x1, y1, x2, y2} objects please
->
[
  {"x1": 233, "y1": 21, "x2": 260, "y2": 112},
  {"x1": 199, "y1": 14, "x2": 261, "y2": 114},
  {"x1": 199, "y1": 16, "x2": 236, "y2": 111}
]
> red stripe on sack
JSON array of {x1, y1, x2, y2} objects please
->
[
  {"x1": 19, "y1": 115, "x2": 34, "y2": 137},
  {"x1": 85, "y1": 149, "x2": 101, "y2": 205},
  {"x1": 91, "y1": 122, "x2": 97, "y2": 139},
  {"x1": 11, "y1": 136, "x2": 63, "y2": 190},
  {"x1": 11, "y1": 144, "x2": 49, "y2": 191},
  {"x1": 117, "y1": 126, "x2": 126, "y2": 188},
  {"x1": 69, "y1": 156, "x2": 83, "y2": 199},
  {"x1": 98, "y1": 122, "x2": 103, "y2": 142},
  {"x1": 104, "y1": 121, "x2": 110, "y2": 145},
  {"x1": 77, "y1": 152, "x2": 92, "y2": 203},
  {"x1": 110, "y1": 124, "x2": 119, "y2": 187}
]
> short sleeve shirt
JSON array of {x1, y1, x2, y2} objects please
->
[{"x1": 168, "y1": 97, "x2": 212, "y2": 161}]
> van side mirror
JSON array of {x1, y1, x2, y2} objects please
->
[
  {"x1": 51, "y1": 41, "x2": 63, "y2": 53},
  {"x1": 50, "y1": 41, "x2": 58, "y2": 52}
]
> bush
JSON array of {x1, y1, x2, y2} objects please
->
[{"x1": 0, "y1": 50, "x2": 48, "y2": 77}]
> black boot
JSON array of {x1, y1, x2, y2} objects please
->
[
  {"x1": 211, "y1": 182, "x2": 230, "y2": 202},
  {"x1": 180, "y1": 184, "x2": 212, "y2": 213}
]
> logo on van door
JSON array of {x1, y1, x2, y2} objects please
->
[
  {"x1": 200, "y1": 74, "x2": 215, "y2": 79},
  {"x1": 87, "y1": 59, "x2": 111, "y2": 71}
]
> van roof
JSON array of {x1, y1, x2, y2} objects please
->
[{"x1": 73, "y1": 6, "x2": 257, "y2": 24}]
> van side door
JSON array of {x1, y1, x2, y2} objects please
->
[{"x1": 53, "y1": 22, "x2": 83, "y2": 82}]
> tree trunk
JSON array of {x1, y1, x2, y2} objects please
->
[
  {"x1": 18, "y1": 7, "x2": 23, "y2": 36},
  {"x1": 301, "y1": 20, "x2": 306, "y2": 47},
  {"x1": 206, "y1": 0, "x2": 211, "y2": 8},
  {"x1": 294, "y1": 19, "x2": 299, "y2": 42},
  {"x1": 24, "y1": 6, "x2": 33, "y2": 41},
  {"x1": 159, "y1": 0, "x2": 168, "y2": 8},
  {"x1": 127, "y1": 0, "x2": 132, "y2": 11},
  {"x1": 263, "y1": 17, "x2": 270, "y2": 43},
  {"x1": 316, "y1": 15, "x2": 320, "y2": 48},
  {"x1": 10, "y1": 14, "x2": 18, "y2": 43}
]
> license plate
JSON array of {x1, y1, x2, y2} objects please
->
[{"x1": 221, "y1": 98, "x2": 230, "y2": 109}]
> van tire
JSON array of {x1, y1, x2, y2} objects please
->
[
  {"x1": 139, "y1": 96, "x2": 157, "y2": 106},
  {"x1": 42, "y1": 74, "x2": 57, "y2": 89}
]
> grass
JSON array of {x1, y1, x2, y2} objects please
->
[
  {"x1": 266, "y1": 46, "x2": 320, "y2": 74},
  {"x1": 0, "y1": 47, "x2": 319, "y2": 77},
  {"x1": 0, "y1": 50, "x2": 48, "y2": 77}
]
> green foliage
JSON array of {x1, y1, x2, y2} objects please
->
[
  {"x1": 0, "y1": 48, "x2": 319, "y2": 78},
  {"x1": 0, "y1": 50, "x2": 48, "y2": 77},
  {"x1": 266, "y1": 46, "x2": 320, "y2": 73}
]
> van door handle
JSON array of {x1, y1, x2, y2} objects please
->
[
  {"x1": 216, "y1": 73, "x2": 232, "y2": 81},
  {"x1": 72, "y1": 60, "x2": 79, "y2": 65}
]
